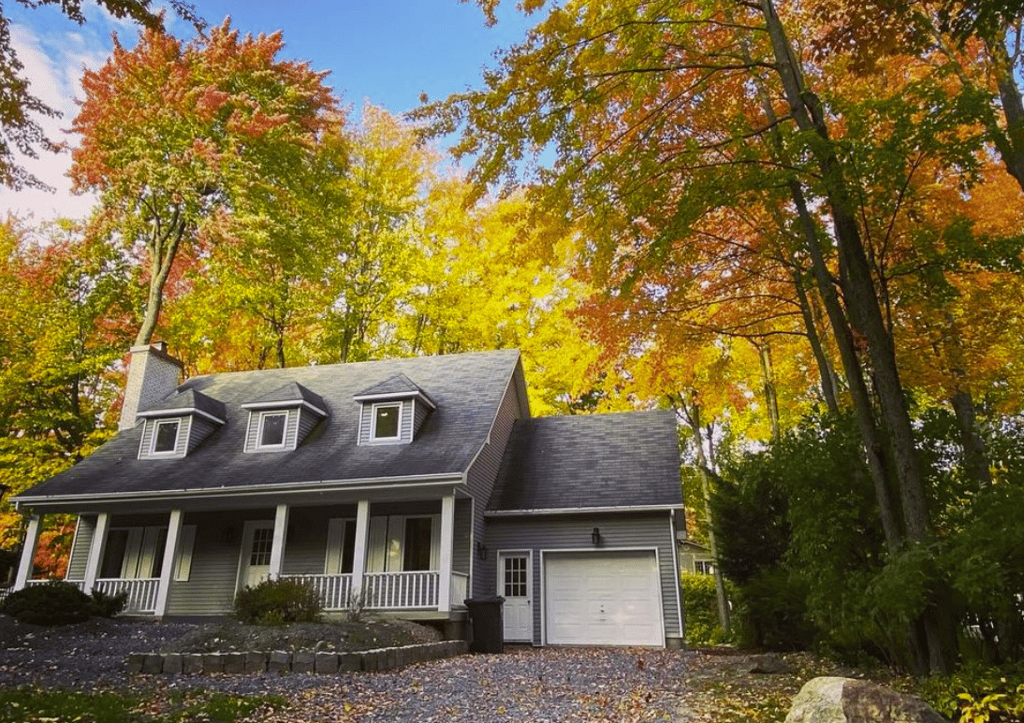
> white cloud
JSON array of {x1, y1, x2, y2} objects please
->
[{"x1": 0, "y1": 22, "x2": 107, "y2": 220}]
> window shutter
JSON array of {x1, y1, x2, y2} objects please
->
[
  {"x1": 366, "y1": 517, "x2": 388, "y2": 572},
  {"x1": 430, "y1": 514, "x2": 441, "y2": 570},
  {"x1": 174, "y1": 525, "x2": 197, "y2": 582}
]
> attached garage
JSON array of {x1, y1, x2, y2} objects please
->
[{"x1": 543, "y1": 549, "x2": 664, "y2": 646}]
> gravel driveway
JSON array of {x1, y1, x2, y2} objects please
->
[{"x1": 0, "y1": 617, "x2": 817, "y2": 722}]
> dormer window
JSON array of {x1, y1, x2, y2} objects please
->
[
  {"x1": 241, "y1": 382, "x2": 328, "y2": 453},
  {"x1": 258, "y1": 411, "x2": 287, "y2": 449},
  {"x1": 371, "y1": 403, "x2": 401, "y2": 442},
  {"x1": 354, "y1": 373, "x2": 435, "y2": 446},
  {"x1": 135, "y1": 387, "x2": 226, "y2": 460},
  {"x1": 152, "y1": 420, "x2": 180, "y2": 455}
]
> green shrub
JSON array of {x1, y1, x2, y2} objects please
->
[
  {"x1": 89, "y1": 588, "x2": 128, "y2": 618},
  {"x1": 682, "y1": 573, "x2": 728, "y2": 645},
  {"x1": 0, "y1": 581, "x2": 93, "y2": 625},
  {"x1": 917, "y1": 662, "x2": 1024, "y2": 722},
  {"x1": 233, "y1": 578, "x2": 322, "y2": 625}
]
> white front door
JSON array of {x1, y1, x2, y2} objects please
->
[
  {"x1": 238, "y1": 520, "x2": 274, "y2": 591},
  {"x1": 499, "y1": 552, "x2": 532, "y2": 642}
]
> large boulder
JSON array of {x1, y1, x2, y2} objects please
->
[{"x1": 785, "y1": 677, "x2": 947, "y2": 723}]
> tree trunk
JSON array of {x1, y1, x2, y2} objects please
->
[
  {"x1": 676, "y1": 395, "x2": 731, "y2": 635},
  {"x1": 789, "y1": 267, "x2": 841, "y2": 416},
  {"x1": 134, "y1": 207, "x2": 186, "y2": 346},
  {"x1": 760, "y1": 0, "x2": 952, "y2": 672},
  {"x1": 985, "y1": 28, "x2": 1024, "y2": 192},
  {"x1": 755, "y1": 340, "x2": 781, "y2": 441},
  {"x1": 951, "y1": 389, "x2": 993, "y2": 487}
]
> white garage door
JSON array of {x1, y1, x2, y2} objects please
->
[{"x1": 544, "y1": 550, "x2": 663, "y2": 646}]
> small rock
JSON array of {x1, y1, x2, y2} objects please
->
[
  {"x1": 785, "y1": 676, "x2": 946, "y2": 723},
  {"x1": 747, "y1": 653, "x2": 795, "y2": 675}
]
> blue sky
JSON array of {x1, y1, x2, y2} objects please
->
[{"x1": 0, "y1": 0, "x2": 533, "y2": 219}]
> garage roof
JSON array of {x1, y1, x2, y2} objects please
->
[{"x1": 488, "y1": 410, "x2": 682, "y2": 511}]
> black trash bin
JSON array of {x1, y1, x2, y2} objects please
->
[{"x1": 465, "y1": 595, "x2": 505, "y2": 653}]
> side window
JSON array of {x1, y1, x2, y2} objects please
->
[
  {"x1": 371, "y1": 403, "x2": 401, "y2": 441},
  {"x1": 325, "y1": 518, "x2": 357, "y2": 574},
  {"x1": 258, "y1": 412, "x2": 287, "y2": 449},
  {"x1": 695, "y1": 560, "x2": 714, "y2": 575},
  {"x1": 152, "y1": 420, "x2": 179, "y2": 454}
]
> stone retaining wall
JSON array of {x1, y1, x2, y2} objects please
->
[{"x1": 127, "y1": 640, "x2": 468, "y2": 675}]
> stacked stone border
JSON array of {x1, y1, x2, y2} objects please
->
[{"x1": 127, "y1": 640, "x2": 469, "y2": 675}]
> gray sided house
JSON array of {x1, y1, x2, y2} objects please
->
[{"x1": 10, "y1": 344, "x2": 684, "y2": 647}]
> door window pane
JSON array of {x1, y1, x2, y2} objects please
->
[
  {"x1": 250, "y1": 527, "x2": 274, "y2": 566},
  {"x1": 503, "y1": 556, "x2": 527, "y2": 597}
]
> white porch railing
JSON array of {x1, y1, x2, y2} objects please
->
[
  {"x1": 286, "y1": 571, "x2": 473, "y2": 612},
  {"x1": 95, "y1": 578, "x2": 159, "y2": 613},
  {"x1": 450, "y1": 572, "x2": 468, "y2": 608},
  {"x1": 283, "y1": 574, "x2": 353, "y2": 610},
  {"x1": 365, "y1": 571, "x2": 438, "y2": 609}
]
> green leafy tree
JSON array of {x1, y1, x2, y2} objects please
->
[
  {"x1": 0, "y1": 217, "x2": 134, "y2": 559},
  {"x1": 69, "y1": 20, "x2": 339, "y2": 347}
]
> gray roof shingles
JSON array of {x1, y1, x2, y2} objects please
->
[
  {"x1": 354, "y1": 373, "x2": 424, "y2": 399},
  {"x1": 248, "y1": 381, "x2": 327, "y2": 413},
  {"x1": 141, "y1": 388, "x2": 226, "y2": 421},
  {"x1": 23, "y1": 349, "x2": 521, "y2": 500},
  {"x1": 488, "y1": 410, "x2": 682, "y2": 511}
]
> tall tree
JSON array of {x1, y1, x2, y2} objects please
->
[
  {"x1": 70, "y1": 20, "x2": 339, "y2": 346},
  {"x1": 0, "y1": 216, "x2": 134, "y2": 552},
  {"x1": 415, "y1": 0, "x2": 1022, "y2": 671}
]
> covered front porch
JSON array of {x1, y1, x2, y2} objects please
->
[{"x1": 12, "y1": 490, "x2": 472, "y2": 619}]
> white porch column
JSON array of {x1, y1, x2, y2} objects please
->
[
  {"x1": 83, "y1": 513, "x2": 110, "y2": 593},
  {"x1": 350, "y1": 500, "x2": 370, "y2": 602},
  {"x1": 154, "y1": 509, "x2": 183, "y2": 617},
  {"x1": 13, "y1": 514, "x2": 42, "y2": 590},
  {"x1": 437, "y1": 493, "x2": 455, "y2": 613},
  {"x1": 268, "y1": 504, "x2": 289, "y2": 580}
]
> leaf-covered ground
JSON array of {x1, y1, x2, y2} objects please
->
[{"x1": 0, "y1": 617, "x2": 893, "y2": 723}]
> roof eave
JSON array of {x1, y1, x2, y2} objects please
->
[
  {"x1": 135, "y1": 407, "x2": 226, "y2": 424},
  {"x1": 239, "y1": 399, "x2": 329, "y2": 417},
  {"x1": 484, "y1": 503, "x2": 683, "y2": 517},
  {"x1": 352, "y1": 390, "x2": 436, "y2": 410},
  {"x1": 13, "y1": 472, "x2": 467, "y2": 511}
]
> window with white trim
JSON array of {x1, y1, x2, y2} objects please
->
[
  {"x1": 257, "y1": 411, "x2": 288, "y2": 449},
  {"x1": 371, "y1": 403, "x2": 401, "y2": 442},
  {"x1": 100, "y1": 526, "x2": 167, "y2": 579},
  {"x1": 695, "y1": 560, "x2": 714, "y2": 575},
  {"x1": 151, "y1": 420, "x2": 180, "y2": 455}
]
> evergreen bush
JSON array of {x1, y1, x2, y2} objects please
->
[
  {"x1": 0, "y1": 581, "x2": 93, "y2": 625},
  {"x1": 233, "y1": 578, "x2": 323, "y2": 625}
]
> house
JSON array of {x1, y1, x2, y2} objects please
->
[
  {"x1": 9, "y1": 344, "x2": 685, "y2": 648},
  {"x1": 678, "y1": 539, "x2": 716, "y2": 576}
]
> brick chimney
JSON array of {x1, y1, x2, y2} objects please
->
[{"x1": 118, "y1": 342, "x2": 185, "y2": 431}]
